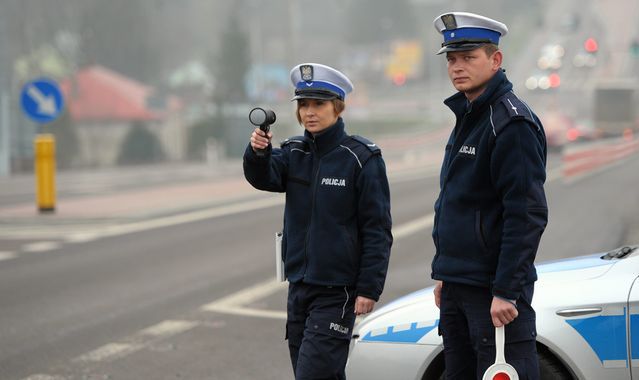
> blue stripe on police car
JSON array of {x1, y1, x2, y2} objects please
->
[
  {"x1": 361, "y1": 320, "x2": 438, "y2": 343},
  {"x1": 566, "y1": 309, "x2": 639, "y2": 367}
]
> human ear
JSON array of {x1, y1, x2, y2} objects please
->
[{"x1": 492, "y1": 50, "x2": 503, "y2": 71}]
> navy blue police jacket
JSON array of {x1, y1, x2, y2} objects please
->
[
  {"x1": 243, "y1": 118, "x2": 392, "y2": 301},
  {"x1": 431, "y1": 69, "x2": 548, "y2": 301}
]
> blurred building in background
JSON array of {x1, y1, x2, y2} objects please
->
[{"x1": 59, "y1": 65, "x2": 183, "y2": 167}]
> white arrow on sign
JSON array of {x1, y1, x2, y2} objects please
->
[{"x1": 27, "y1": 85, "x2": 57, "y2": 116}]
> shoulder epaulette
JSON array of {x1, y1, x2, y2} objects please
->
[
  {"x1": 348, "y1": 135, "x2": 382, "y2": 154},
  {"x1": 490, "y1": 92, "x2": 542, "y2": 136},
  {"x1": 280, "y1": 135, "x2": 308, "y2": 148},
  {"x1": 340, "y1": 135, "x2": 381, "y2": 169}
]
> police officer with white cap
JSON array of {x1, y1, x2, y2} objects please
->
[
  {"x1": 243, "y1": 63, "x2": 392, "y2": 380},
  {"x1": 429, "y1": 12, "x2": 548, "y2": 379}
]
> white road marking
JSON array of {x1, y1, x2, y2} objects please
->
[
  {"x1": 64, "y1": 232, "x2": 100, "y2": 243},
  {"x1": 202, "y1": 279, "x2": 287, "y2": 309},
  {"x1": 20, "y1": 375, "x2": 67, "y2": 380},
  {"x1": 202, "y1": 279, "x2": 287, "y2": 320},
  {"x1": 138, "y1": 320, "x2": 199, "y2": 337},
  {"x1": 36, "y1": 195, "x2": 283, "y2": 243},
  {"x1": 0, "y1": 251, "x2": 17, "y2": 261},
  {"x1": 205, "y1": 306, "x2": 287, "y2": 320},
  {"x1": 0, "y1": 225, "x2": 110, "y2": 240},
  {"x1": 0, "y1": 196, "x2": 284, "y2": 240},
  {"x1": 95, "y1": 195, "x2": 284, "y2": 239},
  {"x1": 73, "y1": 319, "x2": 199, "y2": 363},
  {"x1": 74, "y1": 342, "x2": 142, "y2": 362},
  {"x1": 393, "y1": 214, "x2": 434, "y2": 239},
  {"x1": 21, "y1": 241, "x2": 61, "y2": 253}
]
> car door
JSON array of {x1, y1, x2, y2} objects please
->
[{"x1": 628, "y1": 275, "x2": 639, "y2": 378}]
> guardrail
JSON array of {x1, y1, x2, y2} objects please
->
[{"x1": 563, "y1": 135, "x2": 639, "y2": 178}]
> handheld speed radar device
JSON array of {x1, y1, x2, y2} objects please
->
[{"x1": 249, "y1": 107, "x2": 276, "y2": 133}]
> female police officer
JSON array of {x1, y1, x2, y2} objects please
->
[{"x1": 243, "y1": 63, "x2": 392, "y2": 380}]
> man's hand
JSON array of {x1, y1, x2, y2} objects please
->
[
  {"x1": 354, "y1": 296, "x2": 376, "y2": 315},
  {"x1": 434, "y1": 281, "x2": 443, "y2": 308},
  {"x1": 250, "y1": 127, "x2": 272, "y2": 152},
  {"x1": 490, "y1": 297, "x2": 518, "y2": 327}
]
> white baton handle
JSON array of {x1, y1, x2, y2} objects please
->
[{"x1": 495, "y1": 326, "x2": 506, "y2": 364}]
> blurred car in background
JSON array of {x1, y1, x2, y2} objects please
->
[
  {"x1": 525, "y1": 72, "x2": 561, "y2": 91},
  {"x1": 526, "y1": 43, "x2": 565, "y2": 93},
  {"x1": 346, "y1": 245, "x2": 639, "y2": 380},
  {"x1": 573, "y1": 50, "x2": 598, "y2": 68},
  {"x1": 538, "y1": 43, "x2": 565, "y2": 71},
  {"x1": 541, "y1": 111, "x2": 573, "y2": 149},
  {"x1": 567, "y1": 119, "x2": 601, "y2": 142}
]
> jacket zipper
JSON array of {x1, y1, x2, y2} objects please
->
[
  {"x1": 434, "y1": 108, "x2": 472, "y2": 259},
  {"x1": 303, "y1": 142, "x2": 321, "y2": 278},
  {"x1": 446, "y1": 108, "x2": 472, "y2": 170}
]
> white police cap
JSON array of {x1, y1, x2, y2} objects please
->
[
  {"x1": 433, "y1": 12, "x2": 508, "y2": 55},
  {"x1": 290, "y1": 63, "x2": 354, "y2": 101}
]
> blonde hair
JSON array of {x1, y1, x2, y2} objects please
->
[{"x1": 296, "y1": 98, "x2": 345, "y2": 124}]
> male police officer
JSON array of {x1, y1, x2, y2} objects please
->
[
  {"x1": 430, "y1": 12, "x2": 548, "y2": 379},
  {"x1": 244, "y1": 63, "x2": 392, "y2": 379}
]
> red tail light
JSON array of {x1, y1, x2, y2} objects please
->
[
  {"x1": 567, "y1": 128, "x2": 580, "y2": 141},
  {"x1": 584, "y1": 38, "x2": 598, "y2": 53}
]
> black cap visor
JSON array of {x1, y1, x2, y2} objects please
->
[
  {"x1": 437, "y1": 40, "x2": 493, "y2": 55},
  {"x1": 291, "y1": 88, "x2": 341, "y2": 101}
]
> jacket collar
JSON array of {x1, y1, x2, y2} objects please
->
[
  {"x1": 304, "y1": 117, "x2": 347, "y2": 156},
  {"x1": 444, "y1": 69, "x2": 513, "y2": 119}
]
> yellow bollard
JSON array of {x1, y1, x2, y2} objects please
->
[{"x1": 34, "y1": 134, "x2": 56, "y2": 213}]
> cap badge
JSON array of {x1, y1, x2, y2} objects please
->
[
  {"x1": 441, "y1": 14, "x2": 457, "y2": 30},
  {"x1": 300, "y1": 65, "x2": 314, "y2": 82}
]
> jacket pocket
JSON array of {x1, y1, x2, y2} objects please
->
[
  {"x1": 475, "y1": 210, "x2": 489, "y2": 253},
  {"x1": 477, "y1": 319, "x2": 537, "y2": 346},
  {"x1": 437, "y1": 210, "x2": 482, "y2": 259}
]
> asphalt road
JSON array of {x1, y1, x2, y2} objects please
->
[{"x1": 1, "y1": 152, "x2": 639, "y2": 380}]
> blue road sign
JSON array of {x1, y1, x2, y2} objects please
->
[{"x1": 21, "y1": 78, "x2": 65, "y2": 123}]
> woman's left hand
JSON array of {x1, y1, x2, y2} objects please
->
[{"x1": 354, "y1": 296, "x2": 376, "y2": 315}]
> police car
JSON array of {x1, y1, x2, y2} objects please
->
[{"x1": 346, "y1": 245, "x2": 639, "y2": 380}]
